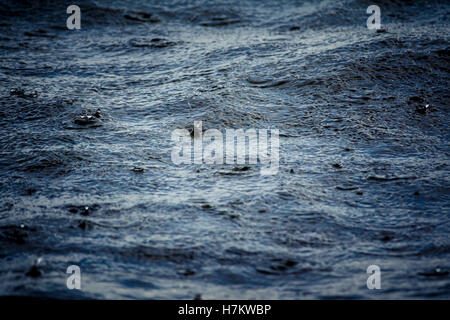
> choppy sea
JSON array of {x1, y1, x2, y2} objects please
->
[{"x1": 0, "y1": 0, "x2": 449, "y2": 299}]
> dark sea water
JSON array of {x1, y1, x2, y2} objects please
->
[{"x1": 0, "y1": 0, "x2": 449, "y2": 299}]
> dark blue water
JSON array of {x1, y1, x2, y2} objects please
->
[{"x1": 0, "y1": 0, "x2": 449, "y2": 299}]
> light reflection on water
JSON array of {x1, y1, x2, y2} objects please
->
[{"x1": 0, "y1": 0, "x2": 449, "y2": 299}]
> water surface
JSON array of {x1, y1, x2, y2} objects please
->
[{"x1": 0, "y1": 0, "x2": 449, "y2": 299}]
